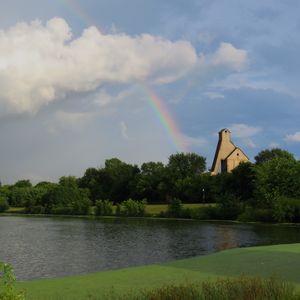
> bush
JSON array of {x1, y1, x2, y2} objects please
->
[
  {"x1": 0, "y1": 261, "x2": 25, "y2": 300},
  {"x1": 118, "y1": 199, "x2": 147, "y2": 217},
  {"x1": 95, "y1": 200, "x2": 113, "y2": 216},
  {"x1": 0, "y1": 197, "x2": 9, "y2": 213},
  {"x1": 273, "y1": 197, "x2": 300, "y2": 222},
  {"x1": 238, "y1": 206, "x2": 275, "y2": 223},
  {"x1": 216, "y1": 193, "x2": 242, "y2": 220},
  {"x1": 190, "y1": 206, "x2": 219, "y2": 220},
  {"x1": 166, "y1": 198, "x2": 183, "y2": 218},
  {"x1": 25, "y1": 205, "x2": 45, "y2": 214}
]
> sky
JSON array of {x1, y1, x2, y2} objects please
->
[{"x1": 0, "y1": 0, "x2": 299, "y2": 183}]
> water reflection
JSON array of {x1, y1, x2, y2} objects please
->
[{"x1": 0, "y1": 216, "x2": 300, "y2": 280}]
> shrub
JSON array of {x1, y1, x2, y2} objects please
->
[
  {"x1": 119, "y1": 276, "x2": 299, "y2": 300},
  {"x1": 118, "y1": 199, "x2": 147, "y2": 217},
  {"x1": 216, "y1": 193, "x2": 242, "y2": 220},
  {"x1": 166, "y1": 198, "x2": 183, "y2": 218},
  {"x1": 190, "y1": 206, "x2": 219, "y2": 220},
  {"x1": 238, "y1": 206, "x2": 275, "y2": 223},
  {"x1": 95, "y1": 200, "x2": 113, "y2": 216},
  {"x1": 25, "y1": 205, "x2": 45, "y2": 214},
  {"x1": 273, "y1": 197, "x2": 300, "y2": 222},
  {"x1": 0, "y1": 261, "x2": 25, "y2": 300},
  {"x1": 0, "y1": 197, "x2": 9, "y2": 213}
]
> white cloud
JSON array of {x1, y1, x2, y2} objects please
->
[
  {"x1": 0, "y1": 17, "x2": 197, "y2": 115},
  {"x1": 211, "y1": 42, "x2": 248, "y2": 71},
  {"x1": 285, "y1": 132, "x2": 300, "y2": 142},
  {"x1": 203, "y1": 91, "x2": 225, "y2": 99},
  {"x1": 229, "y1": 123, "x2": 262, "y2": 138},
  {"x1": 120, "y1": 121, "x2": 129, "y2": 139}
]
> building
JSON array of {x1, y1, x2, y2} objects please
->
[{"x1": 211, "y1": 128, "x2": 249, "y2": 175}]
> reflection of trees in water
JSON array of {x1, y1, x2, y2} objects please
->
[{"x1": 214, "y1": 226, "x2": 239, "y2": 251}]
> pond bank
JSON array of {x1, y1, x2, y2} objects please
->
[{"x1": 17, "y1": 243, "x2": 300, "y2": 300}]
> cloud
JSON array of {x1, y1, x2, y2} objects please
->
[
  {"x1": 285, "y1": 132, "x2": 300, "y2": 143},
  {"x1": 203, "y1": 91, "x2": 225, "y2": 99},
  {"x1": 47, "y1": 110, "x2": 94, "y2": 133},
  {"x1": 229, "y1": 123, "x2": 262, "y2": 138},
  {"x1": 228, "y1": 123, "x2": 262, "y2": 149},
  {"x1": 211, "y1": 42, "x2": 248, "y2": 71},
  {"x1": 0, "y1": 17, "x2": 197, "y2": 115},
  {"x1": 120, "y1": 121, "x2": 129, "y2": 139}
]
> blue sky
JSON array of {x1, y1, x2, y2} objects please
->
[{"x1": 0, "y1": 0, "x2": 299, "y2": 183}]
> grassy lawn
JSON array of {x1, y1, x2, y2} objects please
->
[
  {"x1": 145, "y1": 203, "x2": 215, "y2": 216},
  {"x1": 6, "y1": 207, "x2": 25, "y2": 213},
  {"x1": 17, "y1": 243, "x2": 300, "y2": 299}
]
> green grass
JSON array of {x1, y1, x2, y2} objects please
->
[
  {"x1": 6, "y1": 207, "x2": 25, "y2": 213},
  {"x1": 17, "y1": 243, "x2": 300, "y2": 300},
  {"x1": 145, "y1": 203, "x2": 215, "y2": 216}
]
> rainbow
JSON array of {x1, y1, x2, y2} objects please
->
[
  {"x1": 60, "y1": 0, "x2": 94, "y2": 26},
  {"x1": 142, "y1": 84, "x2": 188, "y2": 153},
  {"x1": 59, "y1": 0, "x2": 189, "y2": 153}
]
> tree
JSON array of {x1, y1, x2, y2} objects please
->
[
  {"x1": 255, "y1": 148, "x2": 295, "y2": 165},
  {"x1": 255, "y1": 156, "x2": 300, "y2": 207},
  {"x1": 165, "y1": 153, "x2": 206, "y2": 201},
  {"x1": 43, "y1": 176, "x2": 91, "y2": 215},
  {"x1": 167, "y1": 153, "x2": 206, "y2": 180},
  {"x1": 231, "y1": 162, "x2": 257, "y2": 201},
  {"x1": 0, "y1": 196, "x2": 9, "y2": 212},
  {"x1": 135, "y1": 162, "x2": 167, "y2": 203},
  {"x1": 104, "y1": 158, "x2": 140, "y2": 203}
]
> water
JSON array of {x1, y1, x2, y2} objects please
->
[{"x1": 0, "y1": 216, "x2": 300, "y2": 280}]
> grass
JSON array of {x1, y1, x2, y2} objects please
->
[
  {"x1": 121, "y1": 277, "x2": 300, "y2": 300},
  {"x1": 145, "y1": 203, "x2": 215, "y2": 216},
  {"x1": 6, "y1": 207, "x2": 25, "y2": 213},
  {"x1": 16, "y1": 243, "x2": 300, "y2": 300}
]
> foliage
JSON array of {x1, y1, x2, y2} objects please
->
[
  {"x1": 216, "y1": 193, "x2": 242, "y2": 220},
  {"x1": 272, "y1": 197, "x2": 300, "y2": 223},
  {"x1": 117, "y1": 199, "x2": 147, "y2": 217},
  {"x1": 167, "y1": 152, "x2": 206, "y2": 179},
  {"x1": 95, "y1": 200, "x2": 113, "y2": 216},
  {"x1": 0, "y1": 197, "x2": 9, "y2": 213},
  {"x1": 255, "y1": 148, "x2": 296, "y2": 165},
  {"x1": 119, "y1": 277, "x2": 299, "y2": 300},
  {"x1": 255, "y1": 156, "x2": 300, "y2": 206},
  {"x1": 43, "y1": 176, "x2": 91, "y2": 215},
  {"x1": 0, "y1": 261, "x2": 25, "y2": 300},
  {"x1": 189, "y1": 206, "x2": 219, "y2": 220},
  {"x1": 166, "y1": 198, "x2": 183, "y2": 218},
  {"x1": 135, "y1": 162, "x2": 167, "y2": 203}
]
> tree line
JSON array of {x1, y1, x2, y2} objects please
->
[{"x1": 0, "y1": 149, "x2": 300, "y2": 222}]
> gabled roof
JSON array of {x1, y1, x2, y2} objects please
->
[{"x1": 225, "y1": 147, "x2": 249, "y2": 160}]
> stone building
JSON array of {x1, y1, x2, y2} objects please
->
[{"x1": 211, "y1": 128, "x2": 249, "y2": 175}]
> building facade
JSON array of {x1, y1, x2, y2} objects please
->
[{"x1": 211, "y1": 128, "x2": 249, "y2": 175}]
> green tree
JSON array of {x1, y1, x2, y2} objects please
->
[
  {"x1": 43, "y1": 176, "x2": 91, "y2": 215},
  {"x1": 0, "y1": 196, "x2": 9, "y2": 213},
  {"x1": 255, "y1": 156, "x2": 300, "y2": 207},
  {"x1": 104, "y1": 158, "x2": 140, "y2": 203},
  {"x1": 167, "y1": 152, "x2": 206, "y2": 179},
  {"x1": 255, "y1": 148, "x2": 295, "y2": 165},
  {"x1": 135, "y1": 162, "x2": 167, "y2": 203}
]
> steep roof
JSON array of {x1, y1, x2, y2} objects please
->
[{"x1": 225, "y1": 147, "x2": 250, "y2": 160}]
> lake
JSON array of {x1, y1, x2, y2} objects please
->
[{"x1": 1, "y1": 216, "x2": 300, "y2": 280}]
